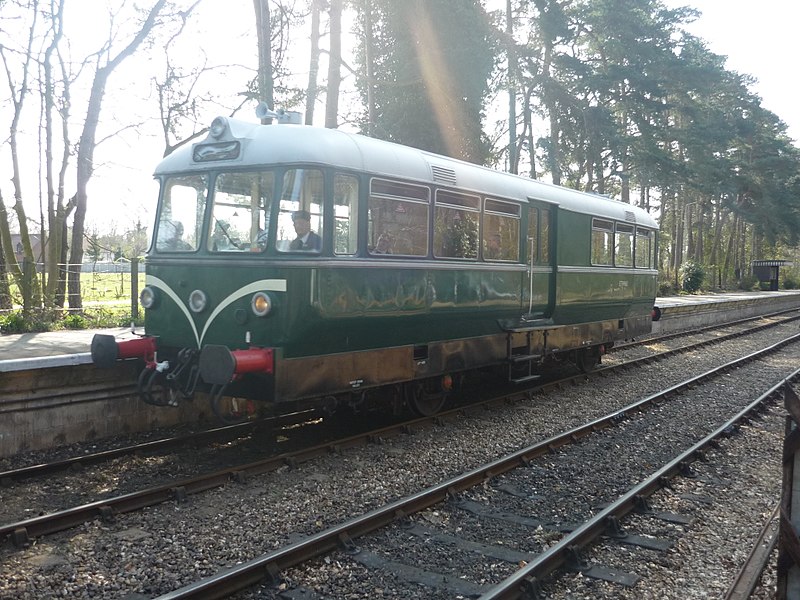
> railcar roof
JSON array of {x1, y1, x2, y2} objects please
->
[{"x1": 155, "y1": 117, "x2": 657, "y2": 228}]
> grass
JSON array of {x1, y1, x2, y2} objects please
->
[{"x1": 1, "y1": 271, "x2": 146, "y2": 333}]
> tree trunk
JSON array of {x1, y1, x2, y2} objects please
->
[
  {"x1": 506, "y1": 0, "x2": 517, "y2": 174},
  {"x1": 254, "y1": 0, "x2": 274, "y2": 115},
  {"x1": 362, "y1": 0, "x2": 376, "y2": 135},
  {"x1": 325, "y1": 0, "x2": 343, "y2": 129},
  {"x1": 305, "y1": 0, "x2": 321, "y2": 125}
]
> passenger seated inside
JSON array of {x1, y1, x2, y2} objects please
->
[
  {"x1": 161, "y1": 221, "x2": 191, "y2": 251},
  {"x1": 211, "y1": 220, "x2": 241, "y2": 251},
  {"x1": 484, "y1": 233, "x2": 502, "y2": 259},
  {"x1": 372, "y1": 231, "x2": 393, "y2": 254},
  {"x1": 289, "y1": 210, "x2": 322, "y2": 251}
]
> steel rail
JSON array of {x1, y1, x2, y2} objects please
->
[
  {"x1": 0, "y1": 410, "x2": 315, "y2": 483},
  {"x1": 479, "y1": 376, "x2": 797, "y2": 599},
  {"x1": 3, "y1": 326, "x2": 799, "y2": 549},
  {"x1": 3, "y1": 308, "x2": 795, "y2": 482},
  {"x1": 151, "y1": 334, "x2": 800, "y2": 600},
  {"x1": 723, "y1": 502, "x2": 780, "y2": 600}
]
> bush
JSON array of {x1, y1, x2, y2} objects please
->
[
  {"x1": 783, "y1": 275, "x2": 799, "y2": 290},
  {"x1": 679, "y1": 260, "x2": 705, "y2": 293},
  {"x1": 738, "y1": 273, "x2": 759, "y2": 291},
  {"x1": 63, "y1": 313, "x2": 89, "y2": 329},
  {"x1": 0, "y1": 309, "x2": 52, "y2": 333},
  {"x1": 0, "y1": 311, "x2": 29, "y2": 334},
  {"x1": 657, "y1": 276, "x2": 676, "y2": 297}
]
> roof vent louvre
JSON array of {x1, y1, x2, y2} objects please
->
[
  {"x1": 624, "y1": 210, "x2": 637, "y2": 223},
  {"x1": 431, "y1": 165, "x2": 457, "y2": 186}
]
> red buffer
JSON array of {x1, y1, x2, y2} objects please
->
[
  {"x1": 91, "y1": 334, "x2": 158, "y2": 368},
  {"x1": 198, "y1": 345, "x2": 274, "y2": 385}
]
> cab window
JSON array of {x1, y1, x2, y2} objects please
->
[
  {"x1": 155, "y1": 174, "x2": 207, "y2": 252},
  {"x1": 208, "y1": 171, "x2": 274, "y2": 252},
  {"x1": 276, "y1": 169, "x2": 324, "y2": 253}
]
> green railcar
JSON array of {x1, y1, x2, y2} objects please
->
[{"x1": 91, "y1": 115, "x2": 658, "y2": 420}]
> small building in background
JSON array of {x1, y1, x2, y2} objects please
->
[
  {"x1": 752, "y1": 259, "x2": 792, "y2": 291},
  {"x1": 11, "y1": 234, "x2": 45, "y2": 265}
]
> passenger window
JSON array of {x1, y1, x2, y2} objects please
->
[
  {"x1": 276, "y1": 169, "x2": 324, "y2": 253},
  {"x1": 434, "y1": 190, "x2": 479, "y2": 259},
  {"x1": 615, "y1": 223, "x2": 634, "y2": 267},
  {"x1": 636, "y1": 228, "x2": 652, "y2": 268},
  {"x1": 591, "y1": 219, "x2": 614, "y2": 266},
  {"x1": 208, "y1": 171, "x2": 274, "y2": 252},
  {"x1": 369, "y1": 178, "x2": 429, "y2": 257},
  {"x1": 334, "y1": 174, "x2": 359, "y2": 255},
  {"x1": 483, "y1": 198, "x2": 519, "y2": 261}
]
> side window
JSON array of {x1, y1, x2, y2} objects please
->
[
  {"x1": 591, "y1": 219, "x2": 614, "y2": 266},
  {"x1": 368, "y1": 178, "x2": 429, "y2": 256},
  {"x1": 434, "y1": 190, "x2": 479, "y2": 259},
  {"x1": 636, "y1": 228, "x2": 652, "y2": 268},
  {"x1": 334, "y1": 174, "x2": 359, "y2": 255},
  {"x1": 539, "y1": 207, "x2": 550, "y2": 264},
  {"x1": 208, "y1": 171, "x2": 274, "y2": 252},
  {"x1": 276, "y1": 169, "x2": 324, "y2": 253},
  {"x1": 483, "y1": 198, "x2": 520, "y2": 261},
  {"x1": 156, "y1": 174, "x2": 207, "y2": 252},
  {"x1": 615, "y1": 223, "x2": 634, "y2": 267}
]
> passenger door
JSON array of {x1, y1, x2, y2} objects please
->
[{"x1": 525, "y1": 200, "x2": 554, "y2": 319}]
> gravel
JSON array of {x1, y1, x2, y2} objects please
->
[{"x1": 0, "y1": 320, "x2": 796, "y2": 598}]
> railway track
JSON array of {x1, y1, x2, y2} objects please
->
[
  {"x1": 151, "y1": 334, "x2": 796, "y2": 598},
  {"x1": 0, "y1": 312, "x2": 797, "y2": 548},
  {"x1": 0, "y1": 316, "x2": 795, "y2": 597},
  {"x1": 3, "y1": 307, "x2": 799, "y2": 486}
]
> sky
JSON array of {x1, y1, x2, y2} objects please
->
[
  {"x1": 5, "y1": 0, "x2": 800, "y2": 237},
  {"x1": 663, "y1": 0, "x2": 800, "y2": 143}
]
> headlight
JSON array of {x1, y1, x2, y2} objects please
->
[
  {"x1": 251, "y1": 292, "x2": 272, "y2": 317},
  {"x1": 140, "y1": 286, "x2": 157, "y2": 309},
  {"x1": 209, "y1": 116, "x2": 228, "y2": 139},
  {"x1": 189, "y1": 289, "x2": 208, "y2": 313}
]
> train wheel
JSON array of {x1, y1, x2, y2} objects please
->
[
  {"x1": 575, "y1": 347, "x2": 601, "y2": 373},
  {"x1": 404, "y1": 379, "x2": 447, "y2": 417}
]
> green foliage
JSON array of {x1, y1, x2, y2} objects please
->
[
  {"x1": 679, "y1": 260, "x2": 705, "y2": 293},
  {"x1": 657, "y1": 276, "x2": 676, "y2": 297},
  {"x1": 0, "y1": 311, "x2": 30, "y2": 334},
  {"x1": 783, "y1": 275, "x2": 799, "y2": 290},
  {"x1": 63, "y1": 313, "x2": 89, "y2": 329},
  {"x1": 355, "y1": 0, "x2": 494, "y2": 163},
  {"x1": 0, "y1": 310, "x2": 52, "y2": 333},
  {"x1": 738, "y1": 273, "x2": 759, "y2": 291}
]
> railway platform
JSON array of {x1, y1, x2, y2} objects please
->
[
  {"x1": 652, "y1": 289, "x2": 800, "y2": 333},
  {"x1": 1, "y1": 290, "x2": 800, "y2": 369},
  {"x1": 0, "y1": 326, "x2": 137, "y2": 372},
  {"x1": 2, "y1": 290, "x2": 800, "y2": 459}
]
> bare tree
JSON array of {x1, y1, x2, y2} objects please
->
[
  {"x1": 41, "y1": 0, "x2": 72, "y2": 309},
  {"x1": 0, "y1": 0, "x2": 43, "y2": 313}
]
